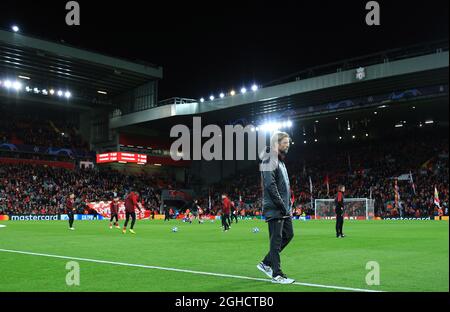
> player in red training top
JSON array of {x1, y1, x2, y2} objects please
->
[
  {"x1": 66, "y1": 193, "x2": 76, "y2": 230},
  {"x1": 123, "y1": 191, "x2": 142, "y2": 234},
  {"x1": 221, "y1": 194, "x2": 231, "y2": 232},
  {"x1": 109, "y1": 193, "x2": 120, "y2": 229}
]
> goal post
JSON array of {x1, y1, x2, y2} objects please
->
[{"x1": 314, "y1": 198, "x2": 375, "y2": 220}]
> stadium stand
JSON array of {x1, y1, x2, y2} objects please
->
[{"x1": 1, "y1": 126, "x2": 447, "y2": 218}]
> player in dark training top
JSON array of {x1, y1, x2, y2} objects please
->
[
  {"x1": 230, "y1": 200, "x2": 238, "y2": 224},
  {"x1": 335, "y1": 185, "x2": 346, "y2": 238}
]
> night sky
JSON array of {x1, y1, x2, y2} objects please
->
[{"x1": 0, "y1": 1, "x2": 448, "y2": 100}]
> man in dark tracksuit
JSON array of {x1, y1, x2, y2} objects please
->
[
  {"x1": 257, "y1": 131, "x2": 295, "y2": 284},
  {"x1": 191, "y1": 200, "x2": 203, "y2": 224},
  {"x1": 230, "y1": 201, "x2": 238, "y2": 224},
  {"x1": 164, "y1": 205, "x2": 170, "y2": 221},
  {"x1": 151, "y1": 209, "x2": 155, "y2": 220},
  {"x1": 335, "y1": 185, "x2": 346, "y2": 238}
]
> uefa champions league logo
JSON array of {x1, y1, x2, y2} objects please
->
[{"x1": 356, "y1": 67, "x2": 366, "y2": 80}]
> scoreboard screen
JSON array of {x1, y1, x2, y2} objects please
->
[{"x1": 96, "y1": 152, "x2": 147, "y2": 164}]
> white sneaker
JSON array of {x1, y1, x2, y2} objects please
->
[
  {"x1": 69, "y1": 227, "x2": 75, "y2": 230},
  {"x1": 272, "y1": 275, "x2": 295, "y2": 284},
  {"x1": 257, "y1": 262, "x2": 273, "y2": 278}
]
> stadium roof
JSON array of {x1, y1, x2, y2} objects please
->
[
  {"x1": 0, "y1": 29, "x2": 162, "y2": 107},
  {"x1": 111, "y1": 41, "x2": 449, "y2": 129}
]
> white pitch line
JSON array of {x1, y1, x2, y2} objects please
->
[{"x1": 0, "y1": 248, "x2": 383, "y2": 292}]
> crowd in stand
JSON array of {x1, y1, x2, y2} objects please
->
[
  {"x1": 0, "y1": 104, "x2": 88, "y2": 150},
  {"x1": 0, "y1": 164, "x2": 163, "y2": 215},
  {"x1": 206, "y1": 129, "x2": 449, "y2": 218}
]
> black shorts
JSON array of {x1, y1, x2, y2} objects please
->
[{"x1": 126, "y1": 211, "x2": 136, "y2": 219}]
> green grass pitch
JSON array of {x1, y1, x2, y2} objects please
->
[{"x1": 0, "y1": 219, "x2": 448, "y2": 292}]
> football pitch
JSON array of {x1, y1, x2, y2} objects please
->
[{"x1": 0, "y1": 219, "x2": 448, "y2": 292}]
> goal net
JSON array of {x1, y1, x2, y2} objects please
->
[{"x1": 314, "y1": 198, "x2": 375, "y2": 220}]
